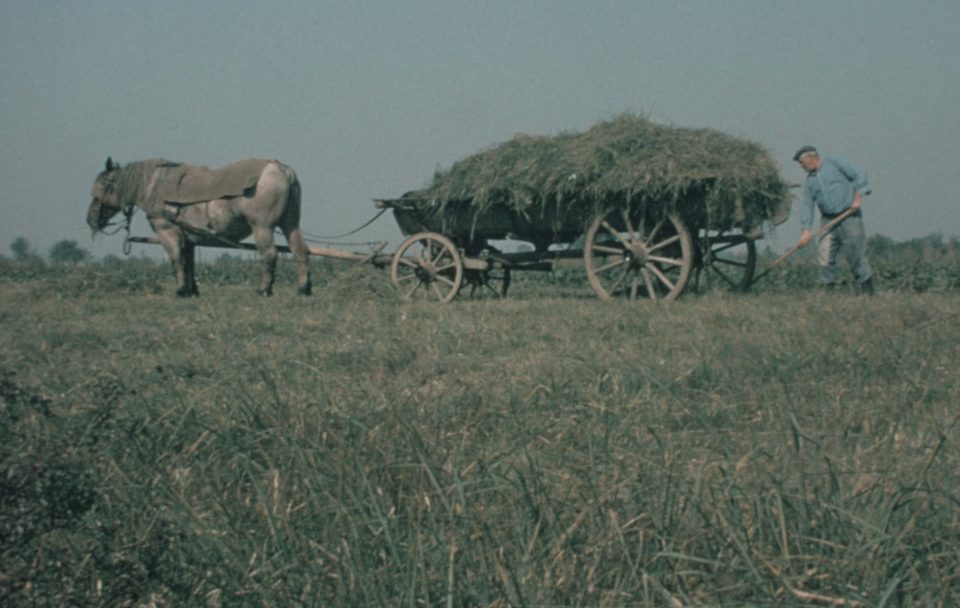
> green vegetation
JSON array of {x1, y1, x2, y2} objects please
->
[
  {"x1": 48, "y1": 239, "x2": 91, "y2": 264},
  {"x1": 1, "y1": 250, "x2": 958, "y2": 606}
]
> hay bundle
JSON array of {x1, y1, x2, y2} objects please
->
[{"x1": 409, "y1": 114, "x2": 791, "y2": 233}]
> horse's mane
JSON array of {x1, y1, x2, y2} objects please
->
[{"x1": 114, "y1": 159, "x2": 178, "y2": 211}]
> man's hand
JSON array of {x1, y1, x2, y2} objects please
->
[
  {"x1": 851, "y1": 191, "x2": 863, "y2": 210},
  {"x1": 797, "y1": 228, "x2": 812, "y2": 248}
]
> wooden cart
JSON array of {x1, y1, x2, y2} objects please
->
[{"x1": 375, "y1": 196, "x2": 761, "y2": 303}]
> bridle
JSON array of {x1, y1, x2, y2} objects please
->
[{"x1": 94, "y1": 173, "x2": 137, "y2": 253}]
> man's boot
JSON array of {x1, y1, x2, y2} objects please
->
[{"x1": 858, "y1": 277, "x2": 875, "y2": 296}]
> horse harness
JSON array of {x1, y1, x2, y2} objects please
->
[{"x1": 113, "y1": 202, "x2": 249, "y2": 255}]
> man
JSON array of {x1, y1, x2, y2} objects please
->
[{"x1": 794, "y1": 145, "x2": 875, "y2": 294}]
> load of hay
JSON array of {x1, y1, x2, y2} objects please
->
[{"x1": 402, "y1": 114, "x2": 791, "y2": 237}]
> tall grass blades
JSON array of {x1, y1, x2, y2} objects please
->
[{"x1": 1, "y1": 257, "x2": 958, "y2": 606}]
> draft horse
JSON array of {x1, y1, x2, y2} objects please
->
[{"x1": 87, "y1": 157, "x2": 311, "y2": 296}]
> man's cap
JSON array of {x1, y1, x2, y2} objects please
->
[{"x1": 793, "y1": 145, "x2": 818, "y2": 162}]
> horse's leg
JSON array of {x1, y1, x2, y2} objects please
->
[
  {"x1": 154, "y1": 227, "x2": 190, "y2": 296},
  {"x1": 183, "y1": 242, "x2": 199, "y2": 296},
  {"x1": 283, "y1": 225, "x2": 312, "y2": 295},
  {"x1": 252, "y1": 227, "x2": 278, "y2": 296}
]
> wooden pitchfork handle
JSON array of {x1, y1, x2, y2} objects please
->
[{"x1": 752, "y1": 206, "x2": 858, "y2": 284}]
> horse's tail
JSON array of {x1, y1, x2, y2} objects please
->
[
  {"x1": 288, "y1": 171, "x2": 302, "y2": 224},
  {"x1": 275, "y1": 162, "x2": 311, "y2": 293},
  {"x1": 273, "y1": 161, "x2": 301, "y2": 227}
]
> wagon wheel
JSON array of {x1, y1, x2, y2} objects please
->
[
  {"x1": 390, "y1": 232, "x2": 464, "y2": 303},
  {"x1": 584, "y1": 208, "x2": 693, "y2": 301},
  {"x1": 464, "y1": 267, "x2": 511, "y2": 298},
  {"x1": 694, "y1": 231, "x2": 757, "y2": 293}
]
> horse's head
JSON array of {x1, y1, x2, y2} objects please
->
[{"x1": 87, "y1": 157, "x2": 123, "y2": 232}]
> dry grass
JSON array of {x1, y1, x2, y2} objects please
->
[
  {"x1": 406, "y1": 114, "x2": 792, "y2": 234},
  {"x1": 1, "y1": 262, "x2": 959, "y2": 606}
]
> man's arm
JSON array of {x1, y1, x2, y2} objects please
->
[{"x1": 798, "y1": 179, "x2": 815, "y2": 247}]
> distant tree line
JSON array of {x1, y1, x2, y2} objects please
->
[
  {"x1": 868, "y1": 232, "x2": 959, "y2": 260},
  {"x1": 5, "y1": 236, "x2": 90, "y2": 264}
]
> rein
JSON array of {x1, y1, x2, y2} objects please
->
[{"x1": 298, "y1": 207, "x2": 388, "y2": 241}]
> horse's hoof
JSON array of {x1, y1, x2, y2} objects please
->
[{"x1": 297, "y1": 283, "x2": 312, "y2": 296}]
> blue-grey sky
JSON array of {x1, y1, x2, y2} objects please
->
[{"x1": 2, "y1": 0, "x2": 957, "y2": 260}]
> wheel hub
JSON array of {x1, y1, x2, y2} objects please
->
[
  {"x1": 416, "y1": 261, "x2": 437, "y2": 282},
  {"x1": 627, "y1": 242, "x2": 648, "y2": 266}
]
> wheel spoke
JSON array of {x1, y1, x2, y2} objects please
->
[
  {"x1": 641, "y1": 268, "x2": 657, "y2": 300},
  {"x1": 647, "y1": 254, "x2": 684, "y2": 267},
  {"x1": 647, "y1": 263, "x2": 676, "y2": 292},
  {"x1": 647, "y1": 234, "x2": 680, "y2": 254},
  {"x1": 432, "y1": 281, "x2": 451, "y2": 300},
  {"x1": 710, "y1": 240, "x2": 739, "y2": 255},
  {"x1": 591, "y1": 244, "x2": 624, "y2": 255},
  {"x1": 601, "y1": 220, "x2": 633, "y2": 249},
  {"x1": 607, "y1": 270, "x2": 629, "y2": 293},
  {"x1": 594, "y1": 256, "x2": 629, "y2": 274},
  {"x1": 646, "y1": 217, "x2": 665, "y2": 243},
  {"x1": 404, "y1": 280, "x2": 422, "y2": 299},
  {"x1": 713, "y1": 257, "x2": 748, "y2": 268},
  {"x1": 712, "y1": 266, "x2": 739, "y2": 289}
]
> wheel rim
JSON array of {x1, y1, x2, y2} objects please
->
[
  {"x1": 695, "y1": 232, "x2": 757, "y2": 292},
  {"x1": 391, "y1": 232, "x2": 463, "y2": 303},
  {"x1": 584, "y1": 208, "x2": 693, "y2": 301}
]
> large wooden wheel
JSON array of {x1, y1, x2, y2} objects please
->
[
  {"x1": 390, "y1": 232, "x2": 463, "y2": 303},
  {"x1": 584, "y1": 208, "x2": 693, "y2": 301},
  {"x1": 694, "y1": 231, "x2": 757, "y2": 293}
]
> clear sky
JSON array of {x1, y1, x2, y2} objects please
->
[{"x1": 2, "y1": 0, "x2": 957, "y2": 260}]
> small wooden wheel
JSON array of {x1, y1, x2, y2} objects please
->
[
  {"x1": 584, "y1": 208, "x2": 693, "y2": 301},
  {"x1": 694, "y1": 231, "x2": 757, "y2": 293},
  {"x1": 464, "y1": 266, "x2": 511, "y2": 298},
  {"x1": 390, "y1": 232, "x2": 464, "y2": 303}
]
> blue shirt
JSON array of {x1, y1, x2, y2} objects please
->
[{"x1": 800, "y1": 155, "x2": 870, "y2": 229}]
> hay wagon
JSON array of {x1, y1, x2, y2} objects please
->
[
  {"x1": 373, "y1": 115, "x2": 792, "y2": 303},
  {"x1": 124, "y1": 116, "x2": 791, "y2": 302}
]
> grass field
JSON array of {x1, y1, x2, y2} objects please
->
[{"x1": 2, "y1": 258, "x2": 959, "y2": 607}]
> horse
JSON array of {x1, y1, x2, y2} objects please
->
[{"x1": 87, "y1": 157, "x2": 311, "y2": 297}]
